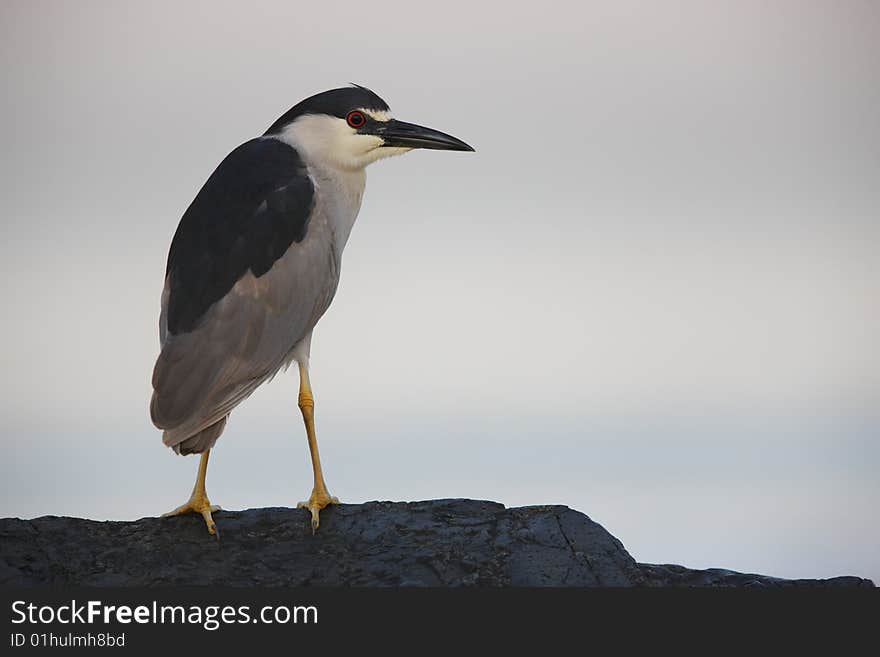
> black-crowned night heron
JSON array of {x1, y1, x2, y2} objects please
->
[{"x1": 150, "y1": 86, "x2": 473, "y2": 536}]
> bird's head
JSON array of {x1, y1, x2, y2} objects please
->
[{"x1": 265, "y1": 85, "x2": 474, "y2": 171}]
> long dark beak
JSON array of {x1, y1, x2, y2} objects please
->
[{"x1": 376, "y1": 119, "x2": 475, "y2": 152}]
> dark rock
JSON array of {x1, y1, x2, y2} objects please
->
[
  {"x1": 637, "y1": 563, "x2": 875, "y2": 588},
  {"x1": 0, "y1": 500, "x2": 873, "y2": 587}
]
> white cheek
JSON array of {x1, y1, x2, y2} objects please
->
[
  {"x1": 350, "y1": 134, "x2": 385, "y2": 156},
  {"x1": 276, "y1": 113, "x2": 410, "y2": 170}
]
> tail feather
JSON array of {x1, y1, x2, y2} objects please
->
[{"x1": 169, "y1": 417, "x2": 228, "y2": 455}]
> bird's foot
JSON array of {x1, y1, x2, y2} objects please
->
[
  {"x1": 296, "y1": 488, "x2": 339, "y2": 533},
  {"x1": 162, "y1": 493, "x2": 222, "y2": 538}
]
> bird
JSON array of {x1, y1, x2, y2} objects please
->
[{"x1": 149, "y1": 85, "x2": 474, "y2": 536}]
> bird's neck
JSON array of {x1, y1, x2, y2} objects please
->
[{"x1": 307, "y1": 160, "x2": 366, "y2": 253}]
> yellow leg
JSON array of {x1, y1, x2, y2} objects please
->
[
  {"x1": 295, "y1": 361, "x2": 338, "y2": 532},
  {"x1": 162, "y1": 449, "x2": 221, "y2": 537}
]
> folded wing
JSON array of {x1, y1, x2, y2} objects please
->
[{"x1": 150, "y1": 137, "x2": 324, "y2": 451}]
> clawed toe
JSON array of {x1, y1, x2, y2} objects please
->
[
  {"x1": 296, "y1": 491, "x2": 338, "y2": 533},
  {"x1": 161, "y1": 496, "x2": 220, "y2": 537}
]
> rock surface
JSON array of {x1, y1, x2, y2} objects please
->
[{"x1": 0, "y1": 500, "x2": 873, "y2": 587}]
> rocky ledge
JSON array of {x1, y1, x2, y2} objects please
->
[{"x1": 0, "y1": 500, "x2": 873, "y2": 587}]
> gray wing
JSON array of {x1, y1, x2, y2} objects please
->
[{"x1": 149, "y1": 137, "x2": 338, "y2": 450}]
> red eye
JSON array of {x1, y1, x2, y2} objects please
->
[{"x1": 346, "y1": 110, "x2": 366, "y2": 128}]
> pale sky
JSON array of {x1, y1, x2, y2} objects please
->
[{"x1": 1, "y1": 0, "x2": 878, "y2": 583}]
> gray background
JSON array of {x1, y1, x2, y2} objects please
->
[{"x1": 2, "y1": 0, "x2": 878, "y2": 582}]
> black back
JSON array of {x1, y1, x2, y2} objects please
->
[
  {"x1": 165, "y1": 138, "x2": 314, "y2": 335},
  {"x1": 264, "y1": 85, "x2": 390, "y2": 135}
]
